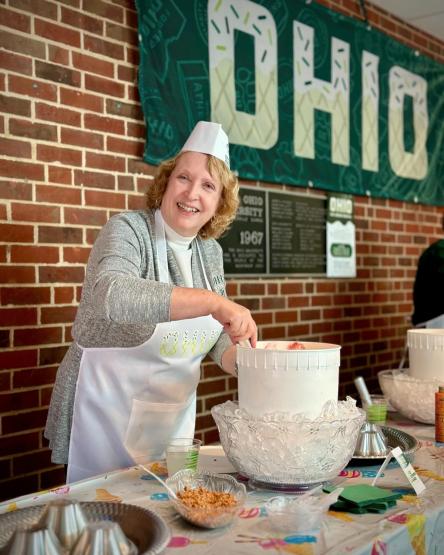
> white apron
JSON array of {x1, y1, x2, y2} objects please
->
[{"x1": 67, "y1": 211, "x2": 222, "y2": 483}]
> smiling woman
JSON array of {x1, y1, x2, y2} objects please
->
[{"x1": 44, "y1": 121, "x2": 257, "y2": 485}]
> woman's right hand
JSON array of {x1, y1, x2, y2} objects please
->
[{"x1": 210, "y1": 294, "x2": 257, "y2": 347}]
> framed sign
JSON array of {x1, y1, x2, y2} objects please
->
[{"x1": 219, "y1": 187, "x2": 326, "y2": 276}]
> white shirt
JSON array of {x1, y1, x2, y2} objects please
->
[{"x1": 163, "y1": 220, "x2": 195, "y2": 288}]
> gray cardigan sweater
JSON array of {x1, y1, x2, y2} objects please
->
[{"x1": 45, "y1": 209, "x2": 231, "y2": 464}]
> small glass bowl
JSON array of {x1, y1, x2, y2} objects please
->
[
  {"x1": 265, "y1": 496, "x2": 328, "y2": 534},
  {"x1": 165, "y1": 470, "x2": 247, "y2": 529}
]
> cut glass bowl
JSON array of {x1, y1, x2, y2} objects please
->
[
  {"x1": 211, "y1": 399, "x2": 365, "y2": 488},
  {"x1": 378, "y1": 369, "x2": 440, "y2": 424}
]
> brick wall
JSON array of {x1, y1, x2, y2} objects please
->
[{"x1": 0, "y1": 0, "x2": 443, "y2": 501}]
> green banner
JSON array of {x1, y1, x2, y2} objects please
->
[{"x1": 136, "y1": 0, "x2": 444, "y2": 206}]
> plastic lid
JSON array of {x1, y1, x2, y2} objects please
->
[{"x1": 439, "y1": 386, "x2": 444, "y2": 393}]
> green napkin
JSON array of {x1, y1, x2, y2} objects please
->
[
  {"x1": 324, "y1": 484, "x2": 402, "y2": 511},
  {"x1": 330, "y1": 498, "x2": 398, "y2": 514}
]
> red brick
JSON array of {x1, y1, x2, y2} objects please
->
[
  {"x1": 74, "y1": 169, "x2": 115, "y2": 189},
  {"x1": 0, "y1": 307, "x2": 36, "y2": 326},
  {"x1": 118, "y1": 175, "x2": 134, "y2": 191},
  {"x1": 72, "y1": 52, "x2": 113, "y2": 77},
  {"x1": 127, "y1": 121, "x2": 145, "y2": 138},
  {"x1": 12, "y1": 202, "x2": 60, "y2": 223},
  {"x1": 9, "y1": 118, "x2": 57, "y2": 142},
  {"x1": 54, "y1": 287, "x2": 75, "y2": 304},
  {"x1": 127, "y1": 194, "x2": 145, "y2": 210},
  {"x1": 85, "y1": 73, "x2": 125, "y2": 98},
  {"x1": 0, "y1": 29, "x2": 45, "y2": 59},
  {"x1": 13, "y1": 449, "x2": 54, "y2": 475},
  {"x1": 61, "y1": 127, "x2": 103, "y2": 150},
  {"x1": 38, "y1": 226, "x2": 82, "y2": 244},
  {"x1": 0, "y1": 50, "x2": 32, "y2": 75},
  {"x1": 0, "y1": 287, "x2": 50, "y2": 305},
  {"x1": 13, "y1": 366, "x2": 58, "y2": 388},
  {"x1": 41, "y1": 305, "x2": 77, "y2": 324},
  {"x1": 0, "y1": 431, "x2": 40, "y2": 457},
  {"x1": 107, "y1": 136, "x2": 144, "y2": 157},
  {"x1": 35, "y1": 18, "x2": 80, "y2": 47},
  {"x1": 40, "y1": 386, "x2": 54, "y2": 406},
  {"x1": 40, "y1": 467, "x2": 67, "y2": 491},
  {"x1": 107, "y1": 98, "x2": 141, "y2": 120},
  {"x1": 0, "y1": 266, "x2": 35, "y2": 284},
  {"x1": 0, "y1": 390, "x2": 39, "y2": 412},
  {"x1": 37, "y1": 144, "x2": 82, "y2": 167},
  {"x1": 126, "y1": 46, "x2": 139, "y2": 66},
  {"x1": 48, "y1": 45, "x2": 69, "y2": 66},
  {"x1": 61, "y1": 7, "x2": 103, "y2": 35},
  {"x1": 83, "y1": 0, "x2": 123, "y2": 24},
  {"x1": 13, "y1": 0, "x2": 58, "y2": 19},
  {"x1": 64, "y1": 207, "x2": 108, "y2": 226},
  {"x1": 0, "y1": 459, "x2": 12, "y2": 480},
  {"x1": 127, "y1": 84, "x2": 140, "y2": 102},
  {"x1": 35, "y1": 60, "x2": 80, "y2": 88},
  {"x1": 14, "y1": 326, "x2": 62, "y2": 347},
  {"x1": 86, "y1": 228, "x2": 100, "y2": 245},
  {"x1": 85, "y1": 152, "x2": 125, "y2": 172},
  {"x1": 0, "y1": 475, "x2": 39, "y2": 502},
  {"x1": 63, "y1": 246, "x2": 90, "y2": 263},
  {"x1": 48, "y1": 166, "x2": 73, "y2": 185},
  {"x1": 118, "y1": 64, "x2": 136, "y2": 83},
  {"x1": 36, "y1": 102, "x2": 81, "y2": 126},
  {"x1": 39, "y1": 266, "x2": 85, "y2": 283},
  {"x1": 60, "y1": 88, "x2": 103, "y2": 113},
  {"x1": 0, "y1": 181, "x2": 32, "y2": 201},
  {"x1": 36, "y1": 184, "x2": 81, "y2": 205},
  {"x1": 2, "y1": 408, "x2": 48, "y2": 434},
  {"x1": 84, "y1": 113, "x2": 125, "y2": 134},
  {"x1": 0, "y1": 158, "x2": 45, "y2": 181},
  {"x1": 0, "y1": 137, "x2": 31, "y2": 158},
  {"x1": 106, "y1": 22, "x2": 137, "y2": 45},
  {"x1": 84, "y1": 35, "x2": 124, "y2": 60},
  {"x1": 84, "y1": 190, "x2": 126, "y2": 209},
  {"x1": 0, "y1": 6, "x2": 30, "y2": 31},
  {"x1": 0, "y1": 94, "x2": 31, "y2": 117},
  {"x1": 0, "y1": 349, "x2": 37, "y2": 371},
  {"x1": 9, "y1": 75, "x2": 57, "y2": 102},
  {"x1": 11, "y1": 246, "x2": 58, "y2": 264}
]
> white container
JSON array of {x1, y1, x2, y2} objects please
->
[
  {"x1": 408, "y1": 329, "x2": 444, "y2": 381},
  {"x1": 237, "y1": 341, "x2": 340, "y2": 418}
]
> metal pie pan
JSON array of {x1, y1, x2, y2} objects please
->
[
  {"x1": 351, "y1": 425, "x2": 419, "y2": 463},
  {"x1": 0, "y1": 501, "x2": 170, "y2": 554}
]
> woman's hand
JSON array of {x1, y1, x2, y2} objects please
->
[
  {"x1": 211, "y1": 295, "x2": 257, "y2": 347},
  {"x1": 170, "y1": 288, "x2": 257, "y2": 347}
]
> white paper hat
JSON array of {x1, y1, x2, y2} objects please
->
[{"x1": 181, "y1": 121, "x2": 230, "y2": 168}]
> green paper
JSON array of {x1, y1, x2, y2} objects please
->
[{"x1": 324, "y1": 484, "x2": 402, "y2": 507}]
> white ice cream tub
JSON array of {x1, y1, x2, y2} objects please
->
[
  {"x1": 408, "y1": 329, "x2": 444, "y2": 381},
  {"x1": 237, "y1": 341, "x2": 340, "y2": 418}
]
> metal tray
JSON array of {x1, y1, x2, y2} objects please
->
[
  {"x1": 351, "y1": 425, "x2": 419, "y2": 464},
  {"x1": 0, "y1": 501, "x2": 170, "y2": 554}
]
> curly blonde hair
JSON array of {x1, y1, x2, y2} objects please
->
[{"x1": 146, "y1": 152, "x2": 239, "y2": 239}]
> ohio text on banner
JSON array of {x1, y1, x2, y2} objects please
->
[{"x1": 136, "y1": 0, "x2": 444, "y2": 206}]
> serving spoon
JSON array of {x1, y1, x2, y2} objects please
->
[{"x1": 138, "y1": 464, "x2": 178, "y2": 500}]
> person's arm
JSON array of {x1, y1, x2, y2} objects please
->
[{"x1": 170, "y1": 287, "x2": 257, "y2": 347}]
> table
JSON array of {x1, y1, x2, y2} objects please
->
[{"x1": 1, "y1": 415, "x2": 444, "y2": 554}]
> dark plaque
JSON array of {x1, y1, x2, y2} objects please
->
[
  {"x1": 219, "y1": 187, "x2": 326, "y2": 275},
  {"x1": 268, "y1": 192, "x2": 326, "y2": 274},
  {"x1": 218, "y1": 189, "x2": 266, "y2": 274}
]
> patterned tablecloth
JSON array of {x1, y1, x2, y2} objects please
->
[{"x1": 1, "y1": 415, "x2": 444, "y2": 554}]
